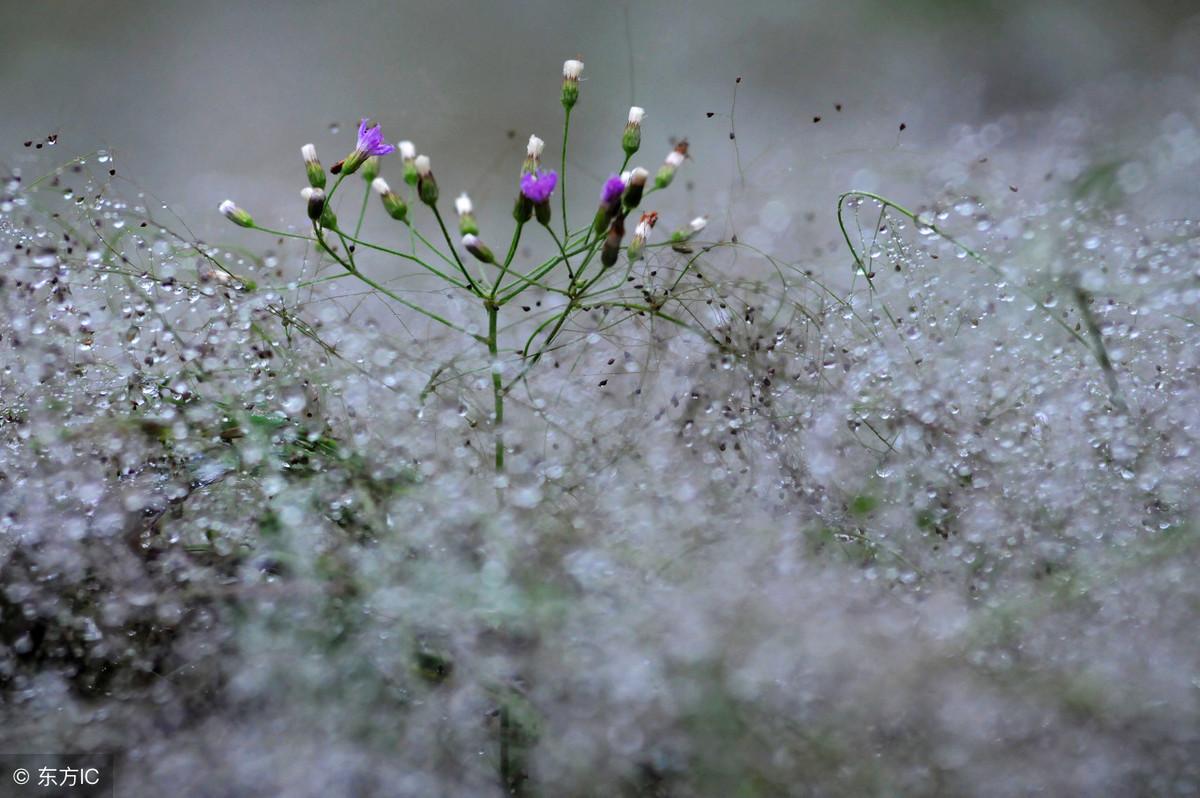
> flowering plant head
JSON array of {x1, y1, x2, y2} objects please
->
[
  {"x1": 527, "y1": 135, "x2": 545, "y2": 159},
  {"x1": 219, "y1": 199, "x2": 253, "y2": 228},
  {"x1": 456, "y1": 192, "x2": 478, "y2": 235},
  {"x1": 355, "y1": 118, "x2": 394, "y2": 158},
  {"x1": 623, "y1": 107, "x2": 645, "y2": 155},
  {"x1": 522, "y1": 134, "x2": 545, "y2": 175},
  {"x1": 601, "y1": 174, "x2": 626, "y2": 205},
  {"x1": 520, "y1": 169, "x2": 557, "y2": 204},
  {"x1": 622, "y1": 166, "x2": 649, "y2": 210},
  {"x1": 301, "y1": 143, "x2": 326, "y2": 188},
  {"x1": 627, "y1": 211, "x2": 658, "y2": 263},
  {"x1": 372, "y1": 177, "x2": 408, "y2": 221},
  {"x1": 414, "y1": 154, "x2": 438, "y2": 205},
  {"x1": 561, "y1": 59, "x2": 584, "y2": 108},
  {"x1": 633, "y1": 210, "x2": 658, "y2": 240},
  {"x1": 337, "y1": 118, "x2": 394, "y2": 175},
  {"x1": 655, "y1": 142, "x2": 688, "y2": 189}
]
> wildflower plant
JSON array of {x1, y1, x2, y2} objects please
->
[{"x1": 222, "y1": 60, "x2": 714, "y2": 474}]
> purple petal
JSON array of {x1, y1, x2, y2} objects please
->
[
  {"x1": 601, "y1": 174, "x2": 625, "y2": 204},
  {"x1": 520, "y1": 170, "x2": 557, "y2": 203},
  {"x1": 356, "y1": 119, "x2": 393, "y2": 156}
]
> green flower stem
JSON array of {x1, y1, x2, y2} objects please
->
[
  {"x1": 430, "y1": 204, "x2": 480, "y2": 294},
  {"x1": 407, "y1": 186, "x2": 418, "y2": 255},
  {"x1": 334, "y1": 230, "x2": 467, "y2": 288},
  {"x1": 325, "y1": 173, "x2": 347, "y2": 203},
  {"x1": 542, "y1": 223, "x2": 573, "y2": 281},
  {"x1": 487, "y1": 301, "x2": 504, "y2": 473},
  {"x1": 495, "y1": 263, "x2": 571, "y2": 300},
  {"x1": 482, "y1": 220, "x2": 532, "y2": 475},
  {"x1": 354, "y1": 183, "x2": 370, "y2": 239},
  {"x1": 502, "y1": 307, "x2": 574, "y2": 395},
  {"x1": 509, "y1": 298, "x2": 708, "y2": 398},
  {"x1": 515, "y1": 310, "x2": 570, "y2": 370},
  {"x1": 561, "y1": 233, "x2": 606, "y2": 292},
  {"x1": 514, "y1": 238, "x2": 667, "y2": 383},
  {"x1": 404, "y1": 222, "x2": 460, "y2": 270},
  {"x1": 490, "y1": 222, "x2": 525, "y2": 303},
  {"x1": 313, "y1": 223, "x2": 479, "y2": 340},
  {"x1": 496, "y1": 240, "x2": 595, "y2": 305},
  {"x1": 334, "y1": 229, "x2": 359, "y2": 271},
  {"x1": 249, "y1": 225, "x2": 314, "y2": 242},
  {"x1": 560, "y1": 107, "x2": 572, "y2": 240},
  {"x1": 588, "y1": 300, "x2": 709, "y2": 338}
]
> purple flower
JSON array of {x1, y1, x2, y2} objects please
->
[
  {"x1": 600, "y1": 174, "x2": 625, "y2": 205},
  {"x1": 335, "y1": 118, "x2": 395, "y2": 176},
  {"x1": 355, "y1": 118, "x2": 395, "y2": 157},
  {"x1": 520, "y1": 169, "x2": 558, "y2": 204}
]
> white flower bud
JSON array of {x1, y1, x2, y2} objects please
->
[
  {"x1": 462, "y1": 233, "x2": 494, "y2": 264},
  {"x1": 628, "y1": 213, "x2": 656, "y2": 262},
  {"x1": 398, "y1": 140, "x2": 416, "y2": 160},
  {"x1": 665, "y1": 150, "x2": 686, "y2": 168},
  {"x1": 629, "y1": 167, "x2": 649, "y2": 186},
  {"x1": 374, "y1": 177, "x2": 408, "y2": 221},
  {"x1": 301, "y1": 143, "x2": 318, "y2": 164},
  {"x1": 455, "y1": 193, "x2": 473, "y2": 216},
  {"x1": 628, "y1": 106, "x2": 645, "y2": 126},
  {"x1": 671, "y1": 214, "x2": 708, "y2": 244},
  {"x1": 414, "y1": 155, "x2": 432, "y2": 177},
  {"x1": 563, "y1": 59, "x2": 584, "y2": 80},
  {"x1": 219, "y1": 200, "x2": 253, "y2": 228},
  {"x1": 527, "y1": 135, "x2": 545, "y2": 159}
]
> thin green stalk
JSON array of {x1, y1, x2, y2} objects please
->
[
  {"x1": 495, "y1": 264, "x2": 571, "y2": 300},
  {"x1": 430, "y1": 204, "x2": 479, "y2": 294},
  {"x1": 487, "y1": 301, "x2": 505, "y2": 473},
  {"x1": 560, "y1": 107, "x2": 572, "y2": 240},
  {"x1": 490, "y1": 222, "x2": 525, "y2": 303},
  {"x1": 497, "y1": 241, "x2": 594, "y2": 305},
  {"x1": 250, "y1": 225, "x2": 314, "y2": 242},
  {"x1": 407, "y1": 186, "x2": 418, "y2": 255},
  {"x1": 334, "y1": 230, "x2": 467, "y2": 288},
  {"x1": 325, "y1": 173, "x2": 347, "y2": 203},
  {"x1": 404, "y1": 221, "x2": 459, "y2": 270},
  {"x1": 506, "y1": 310, "x2": 571, "y2": 392},
  {"x1": 354, "y1": 183, "x2": 370, "y2": 239},
  {"x1": 564, "y1": 232, "x2": 607, "y2": 292},
  {"x1": 543, "y1": 223, "x2": 573, "y2": 281},
  {"x1": 313, "y1": 223, "x2": 479, "y2": 340}
]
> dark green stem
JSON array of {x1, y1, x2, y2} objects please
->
[
  {"x1": 560, "y1": 107, "x2": 572, "y2": 240},
  {"x1": 354, "y1": 183, "x2": 370, "y2": 239},
  {"x1": 491, "y1": 222, "x2": 525, "y2": 303},
  {"x1": 430, "y1": 204, "x2": 479, "y2": 294},
  {"x1": 487, "y1": 300, "x2": 504, "y2": 473}
]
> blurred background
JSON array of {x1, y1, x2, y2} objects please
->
[{"x1": 4, "y1": 0, "x2": 1200, "y2": 237}]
